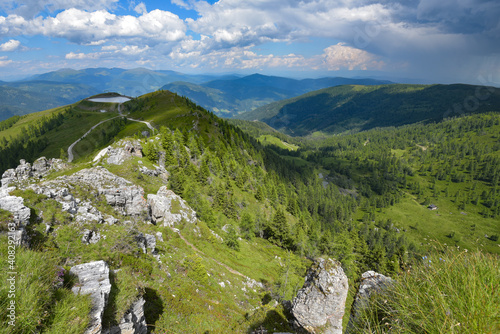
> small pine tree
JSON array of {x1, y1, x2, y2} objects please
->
[
  {"x1": 239, "y1": 212, "x2": 254, "y2": 240},
  {"x1": 225, "y1": 225, "x2": 240, "y2": 251},
  {"x1": 268, "y1": 208, "x2": 290, "y2": 247},
  {"x1": 255, "y1": 186, "x2": 264, "y2": 201},
  {"x1": 169, "y1": 168, "x2": 185, "y2": 196},
  {"x1": 160, "y1": 127, "x2": 176, "y2": 166},
  {"x1": 142, "y1": 140, "x2": 159, "y2": 162},
  {"x1": 198, "y1": 158, "x2": 210, "y2": 185}
]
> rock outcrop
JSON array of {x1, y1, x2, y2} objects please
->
[
  {"x1": 135, "y1": 232, "x2": 157, "y2": 254},
  {"x1": 1, "y1": 158, "x2": 66, "y2": 187},
  {"x1": 0, "y1": 185, "x2": 31, "y2": 246},
  {"x1": 291, "y1": 258, "x2": 348, "y2": 334},
  {"x1": 69, "y1": 167, "x2": 147, "y2": 216},
  {"x1": 0, "y1": 187, "x2": 30, "y2": 227},
  {"x1": 346, "y1": 271, "x2": 393, "y2": 333},
  {"x1": 70, "y1": 260, "x2": 112, "y2": 334},
  {"x1": 101, "y1": 140, "x2": 143, "y2": 165},
  {"x1": 31, "y1": 166, "x2": 147, "y2": 218},
  {"x1": 103, "y1": 297, "x2": 148, "y2": 334},
  {"x1": 147, "y1": 186, "x2": 197, "y2": 226}
]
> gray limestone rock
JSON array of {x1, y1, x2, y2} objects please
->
[
  {"x1": 32, "y1": 157, "x2": 50, "y2": 177},
  {"x1": 1, "y1": 169, "x2": 16, "y2": 187},
  {"x1": 106, "y1": 140, "x2": 143, "y2": 165},
  {"x1": 1, "y1": 158, "x2": 66, "y2": 187},
  {"x1": 103, "y1": 297, "x2": 147, "y2": 334},
  {"x1": 0, "y1": 189, "x2": 31, "y2": 227},
  {"x1": 76, "y1": 202, "x2": 104, "y2": 224},
  {"x1": 147, "y1": 186, "x2": 197, "y2": 226},
  {"x1": 135, "y1": 233, "x2": 156, "y2": 254},
  {"x1": 70, "y1": 260, "x2": 112, "y2": 334},
  {"x1": 155, "y1": 231, "x2": 164, "y2": 242},
  {"x1": 15, "y1": 159, "x2": 32, "y2": 180},
  {"x1": 82, "y1": 229, "x2": 101, "y2": 244},
  {"x1": 139, "y1": 166, "x2": 158, "y2": 177},
  {"x1": 145, "y1": 234, "x2": 156, "y2": 253},
  {"x1": 346, "y1": 271, "x2": 393, "y2": 333},
  {"x1": 37, "y1": 166, "x2": 147, "y2": 217},
  {"x1": 291, "y1": 258, "x2": 348, "y2": 334}
]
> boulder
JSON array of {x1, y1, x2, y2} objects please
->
[
  {"x1": 291, "y1": 258, "x2": 348, "y2": 334},
  {"x1": 1, "y1": 169, "x2": 16, "y2": 187},
  {"x1": 139, "y1": 166, "x2": 158, "y2": 177},
  {"x1": 15, "y1": 159, "x2": 32, "y2": 180},
  {"x1": 70, "y1": 261, "x2": 112, "y2": 334},
  {"x1": 103, "y1": 297, "x2": 147, "y2": 334},
  {"x1": 82, "y1": 229, "x2": 101, "y2": 244},
  {"x1": 147, "y1": 186, "x2": 197, "y2": 226},
  {"x1": 105, "y1": 140, "x2": 143, "y2": 165},
  {"x1": 0, "y1": 191, "x2": 31, "y2": 227},
  {"x1": 346, "y1": 271, "x2": 393, "y2": 333},
  {"x1": 135, "y1": 233, "x2": 156, "y2": 254},
  {"x1": 32, "y1": 157, "x2": 51, "y2": 176},
  {"x1": 76, "y1": 203, "x2": 104, "y2": 224},
  {"x1": 100, "y1": 186, "x2": 146, "y2": 216}
]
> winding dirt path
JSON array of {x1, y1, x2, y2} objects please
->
[
  {"x1": 67, "y1": 102, "x2": 156, "y2": 162},
  {"x1": 67, "y1": 116, "x2": 120, "y2": 162}
]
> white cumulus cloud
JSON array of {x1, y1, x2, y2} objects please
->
[
  {"x1": 0, "y1": 8, "x2": 186, "y2": 45},
  {"x1": 0, "y1": 0, "x2": 119, "y2": 18},
  {"x1": 321, "y1": 43, "x2": 385, "y2": 71},
  {"x1": 0, "y1": 39, "x2": 20, "y2": 51}
]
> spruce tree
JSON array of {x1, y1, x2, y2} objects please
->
[
  {"x1": 270, "y1": 208, "x2": 290, "y2": 247},
  {"x1": 169, "y1": 168, "x2": 185, "y2": 196}
]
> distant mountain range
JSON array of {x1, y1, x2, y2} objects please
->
[
  {"x1": 0, "y1": 67, "x2": 392, "y2": 121},
  {"x1": 0, "y1": 67, "x2": 237, "y2": 121},
  {"x1": 26, "y1": 67, "x2": 235, "y2": 97},
  {"x1": 162, "y1": 74, "x2": 392, "y2": 117},
  {"x1": 237, "y1": 84, "x2": 500, "y2": 136}
]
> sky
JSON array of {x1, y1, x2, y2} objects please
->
[{"x1": 0, "y1": 0, "x2": 499, "y2": 85}]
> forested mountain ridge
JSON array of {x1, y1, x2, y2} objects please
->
[
  {"x1": 162, "y1": 74, "x2": 392, "y2": 118},
  {"x1": 238, "y1": 83, "x2": 500, "y2": 136},
  {"x1": 0, "y1": 90, "x2": 498, "y2": 333},
  {"x1": 0, "y1": 82, "x2": 99, "y2": 121}
]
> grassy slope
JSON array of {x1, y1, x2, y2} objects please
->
[
  {"x1": 0, "y1": 90, "x2": 312, "y2": 333},
  {"x1": 239, "y1": 84, "x2": 500, "y2": 136}
]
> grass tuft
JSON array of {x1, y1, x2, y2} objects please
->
[{"x1": 353, "y1": 244, "x2": 500, "y2": 333}]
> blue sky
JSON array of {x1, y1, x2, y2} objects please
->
[{"x1": 0, "y1": 0, "x2": 499, "y2": 85}]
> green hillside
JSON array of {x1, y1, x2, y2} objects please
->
[
  {"x1": 238, "y1": 84, "x2": 500, "y2": 136},
  {"x1": 1, "y1": 90, "x2": 499, "y2": 333}
]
